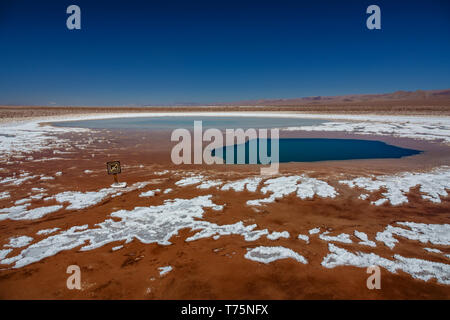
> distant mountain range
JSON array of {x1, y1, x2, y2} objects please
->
[{"x1": 212, "y1": 89, "x2": 450, "y2": 106}]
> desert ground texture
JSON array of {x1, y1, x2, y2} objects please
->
[{"x1": 0, "y1": 103, "x2": 449, "y2": 299}]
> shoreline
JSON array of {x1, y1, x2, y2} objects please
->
[{"x1": 1, "y1": 103, "x2": 450, "y2": 124}]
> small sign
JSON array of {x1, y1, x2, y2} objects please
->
[{"x1": 106, "y1": 161, "x2": 121, "y2": 175}]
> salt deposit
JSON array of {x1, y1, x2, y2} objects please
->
[
  {"x1": 340, "y1": 166, "x2": 450, "y2": 205},
  {"x1": 322, "y1": 244, "x2": 450, "y2": 285},
  {"x1": 244, "y1": 246, "x2": 307, "y2": 264}
]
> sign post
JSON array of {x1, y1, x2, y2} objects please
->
[{"x1": 106, "y1": 161, "x2": 127, "y2": 188}]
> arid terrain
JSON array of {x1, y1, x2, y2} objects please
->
[{"x1": 0, "y1": 103, "x2": 449, "y2": 299}]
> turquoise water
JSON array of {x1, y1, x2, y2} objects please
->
[
  {"x1": 212, "y1": 138, "x2": 422, "y2": 163},
  {"x1": 53, "y1": 116, "x2": 422, "y2": 162},
  {"x1": 52, "y1": 116, "x2": 327, "y2": 130}
]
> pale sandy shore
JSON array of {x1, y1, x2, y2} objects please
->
[{"x1": 1, "y1": 101, "x2": 450, "y2": 123}]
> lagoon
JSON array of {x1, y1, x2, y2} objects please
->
[
  {"x1": 52, "y1": 116, "x2": 327, "y2": 130},
  {"x1": 212, "y1": 138, "x2": 422, "y2": 163}
]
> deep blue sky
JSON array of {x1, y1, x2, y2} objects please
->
[{"x1": 0, "y1": 0, "x2": 449, "y2": 106}]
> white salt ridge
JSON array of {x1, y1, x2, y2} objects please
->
[
  {"x1": 371, "y1": 199, "x2": 388, "y2": 206},
  {"x1": 0, "y1": 196, "x2": 233, "y2": 268},
  {"x1": 0, "y1": 249, "x2": 12, "y2": 260},
  {"x1": 376, "y1": 222, "x2": 450, "y2": 249},
  {"x1": 309, "y1": 227, "x2": 320, "y2": 235},
  {"x1": 30, "y1": 193, "x2": 46, "y2": 200},
  {"x1": 163, "y1": 188, "x2": 173, "y2": 194},
  {"x1": 221, "y1": 177, "x2": 262, "y2": 192},
  {"x1": 159, "y1": 266, "x2": 173, "y2": 276},
  {"x1": 185, "y1": 221, "x2": 269, "y2": 242},
  {"x1": 154, "y1": 170, "x2": 169, "y2": 176},
  {"x1": 339, "y1": 166, "x2": 450, "y2": 205},
  {"x1": 297, "y1": 234, "x2": 309, "y2": 243},
  {"x1": 5, "y1": 236, "x2": 33, "y2": 248},
  {"x1": 40, "y1": 175, "x2": 55, "y2": 181},
  {"x1": 0, "y1": 204, "x2": 63, "y2": 221},
  {"x1": 0, "y1": 191, "x2": 10, "y2": 200},
  {"x1": 322, "y1": 244, "x2": 450, "y2": 285},
  {"x1": 358, "y1": 194, "x2": 369, "y2": 200},
  {"x1": 424, "y1": 248, "x2": 443, "y2": 254},
  {"x1": 175, "y1": 175, "x2": 204, "y2": 187},
  {"x1": 139, "y1": 189, "x2": 160, "y2": 197},
  {"x1": 244, "y1": 246, "x2": 307, "y2": 264},
  {"x1": 0, "y1": 173, "x2": 38, "y2": 186},
  {"x1": 112, "y1": 245, "x2": 123, "y2": 251},
  {"x1": 354, "y1": 231, "x2": 376, "y2": 247},
  {"x1": 247, "y1": 175, "x2": 336, "y2": 206},
  {"x1": 319, "y1": 231, "x2": 353, "y2": 244},
  {"x1": 84, "y1": 170, "x2": 93, "y2": 174},
  {"x1": 267, "y1": 231, "x2": 290, "y2": 240},
  {"x1": 47, "y1": 181, "x2": 151, "y2": 210},
  {"x1": 197, "y1": 180, "x2": 223, "y2": 189},
  {"x1": 36, "y1": 228, "x2": 60, "y2": 236},
  {"x1": 15, "y1": 198, "x2": 31, "y2": 205}
]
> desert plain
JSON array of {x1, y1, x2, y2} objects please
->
[{"x1": 0, "y1": 99, "x2": 449, "y2": 299}]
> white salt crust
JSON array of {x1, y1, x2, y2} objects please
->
[
  {"x1": 175, "y1": 175, "x2": 204, "y2": 187},
  {"x1": 297, "y1": 234, "x2": 310, "y2": 243},
  {"x1": 339, "y1": 166, "x2": 450, "y2": 205},
  {"x1": 0, "y1": 204, "x2": 63, "y2": 221},
  {"x1": 0, "y1": 172, "x2": 38, "y2": 186},
  {"x1": 36, "y1": 228, "x2": 61, "y2": 236},
  {"x1": 139, "y1": 189, "x2": 160, "y2": 197},
  {"x1": 244, "y1": 246, "x2": 307, "y2": 264},
  {"x1": 0, "y1": 249, "x2": 12, "y2": 260},
  {"x1": 197, "y1": 180, "x2": 223, "y2": 189},
  {"x1": 5, "y1": 236, "x2": 33, "y2": 248},
  {"x1": 376, "y1": 222, "x2": 450, "y2": 249},
  {"x1": 158, "y1": 266, "x2": 173, "y2": 276},
  {"x1": 14, "y1": 198, "x2": 31, "y2": 205},
  {"x1": 45, "y1": 181, "x2": 150, "y2": 210},
  {"x1": 354, "y1": 231, "x2": 376, "y2": 247},
  {"x1": 247, "y1": 175, "x2": 337, "y2": 206},
  {"x1": 322, "y1": 243, "x2": 450, "y2": 285},
  {"x1": 221, "y1": 177, "x2": 262, "y2": 192},
  {"x1": 282, "y1": 114, "x2": 450, "y2": 144},
  {"x1": 267, "y1": 231, "x2": 290, "y2": 240},
  {"x1": 0, "y1": 196, "x2": 271, "y2": 268},
  {"x1": 0, "y1": 191, "x2": 10, "y2": 200},
  {"x1": 319, "y1": 231, "x2": 353, "y2": 244}
]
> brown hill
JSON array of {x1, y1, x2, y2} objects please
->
[{"x1": 219, "y1": 89, "x2": 450, "y2": 106}]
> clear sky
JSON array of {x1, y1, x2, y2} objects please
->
[{"x1": 0, "y1": 0, "x2": 449, "y2": 106}]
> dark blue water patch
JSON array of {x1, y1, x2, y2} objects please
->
[
  {"x1": 211, "y1": 138, "x2": 422, "y2": 163},
  {"x1": 52, "y1": 116, "x2": 327, "y2": 130}
]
